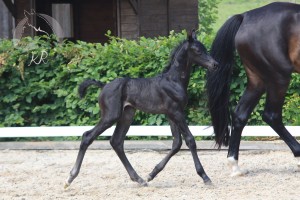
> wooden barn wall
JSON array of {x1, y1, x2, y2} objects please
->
[
  {"x1": 10, "y1": 0, "x2": 198, "y2": 41},
  {"x1": 169, "y1": 0, "x2": 198, "y2": 32},
  {"x1": 78, "y1": 0, "x2": 116, "y2": 43},
  {"x1": 120, "y1": 0, "x2": 198, "y2": 39},
  {"x1": 119, "y1": 0, "x2": 139, "y2": 40},
  {"x1": 139, "y1": 0, "x2": 168, "y2": 38},
  {"x1": 0, "y1": 0, "x2": 13, "y2": 38}
]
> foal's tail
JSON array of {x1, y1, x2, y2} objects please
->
[
  {"x1": 78, "y1": 79, "x2": 105, "y2": 99},
  {"x1": 206, "y1": 14, "x2": 244, "y2": 148}
]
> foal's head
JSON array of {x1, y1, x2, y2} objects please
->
[{"x1": 187, "y1": 30, "x2": 218, "y2": 71}]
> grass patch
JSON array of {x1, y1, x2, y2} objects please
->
[{"x1": 214, "y1": 0, "x2": 300, "y2": 31}]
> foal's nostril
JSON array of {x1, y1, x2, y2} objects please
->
[
  {"x1": 213, "y1": 61, "x2": 219, "y2": 69},
  {"x1": 209, "y1": 61, "x2": 218, "y2": 71}
]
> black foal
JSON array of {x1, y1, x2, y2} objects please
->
[{"x1": 65, "y1": 30, "x2": 218, "y2": 188}]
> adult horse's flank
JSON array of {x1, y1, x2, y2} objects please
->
[
  {"x1": 207, "y1": 2, "x2": 300, "y2": 176},
  {"x1": 65, "y1": 30, "x2": 218, "y2": 188}
]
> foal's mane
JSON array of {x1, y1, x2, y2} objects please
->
[{"x1": 162, "y1": 40, "x2": 187, "y2": 73}]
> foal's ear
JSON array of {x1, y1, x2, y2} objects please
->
[{"x1": 188, "y1": 29, "x2": 197, "y2": 43}]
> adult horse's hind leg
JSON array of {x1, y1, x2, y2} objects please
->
[
  {"x1": 227, "y1": 71, "x2": 265, "y2": 176},
  {"x1": 110, "y1": 106, "x2": 148, "y2": 186},
  {"x1": 147, "y1": 119, "x2": 182, "y2": 182},
  {"x1": 262, "y1": 78, "x2": 300, "y2": 160}
]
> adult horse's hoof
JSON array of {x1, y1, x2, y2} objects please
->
[
  {"x1": 228, "y1": 157, "x2": 248, "y2": 177},
  {"x1": 230, "y1": 169, "x2": 248, "y2": 177}
]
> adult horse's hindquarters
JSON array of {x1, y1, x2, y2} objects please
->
[{"x1": 206, "y1": 2, "x2": 300, "y2": 176}]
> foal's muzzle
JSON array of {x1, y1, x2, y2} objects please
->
[{"x1": 210, "y1": 60, "x2": 218, "y2": 71}]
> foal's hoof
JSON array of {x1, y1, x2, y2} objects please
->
[
  {"x1": 135, "y1": 177, "x2": 148, "y2": 187},
  {"x1": 203, "y1": 177, "x2": 212, "y2": 185},
  {"x1": 64, "y1": 176, "x2": 73, "y2": 189},
  {"x1": 146, "y1": 175, "x2": 153, "y2": 182},
  {"x1": 139, "y1": 180, "x2": 148, "y2": 187},
  {"x1": 64, "y1": 181, "x2": 70, "y2": 189}
]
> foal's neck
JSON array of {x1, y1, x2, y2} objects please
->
[{"x1": 166, "y1": 42, "x2": 192, "y2": 88}]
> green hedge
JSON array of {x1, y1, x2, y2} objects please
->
[
  {"x1": 0, "y1": 32, "x2": 210, "y2": 126},
  {"x1": 0, "y1": 31, "x2": 299, "y2": 127}
]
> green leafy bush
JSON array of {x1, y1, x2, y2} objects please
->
[
  {"x1": 0, "y1": 31, "x2": 214, "y2": 127},
  {"x1": 198, "y1": 0, "x2": 220, "y2": 37},
  {"x1": 1, "y1": 30, "x2": 299, "y2": 127}
]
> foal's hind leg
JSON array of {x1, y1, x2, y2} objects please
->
[
  {"x1": 147, "y1": 119, "x2": 182, "y2": 182},
  {"x1": 64, "y1": 117, "x2": 119, "y2": 188},
  {"x1": 65, "y1": 89, "x2": 123, "y2": 188},
  {"x1": 110, "y1": 106, "x2": 148, "y2": 186}
]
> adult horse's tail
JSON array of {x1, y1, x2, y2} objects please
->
[
  {"x1": 78, "y1": 79, "x2": 105, "y2": 99},
  {"x1": 206, "y1": 14, "x2": 243, "y2": 148}
]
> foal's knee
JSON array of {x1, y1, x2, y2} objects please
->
[
  {"x1": 80, "y1": 131, "x2": 94, "y2": 149},
  {"x1": 110, "y1": 136, "x2": 124, "y2": 152},
  {"x1": 184, "y1": 135, "x2": 196, "y2": 149},
  {"x1": 173, "y1": 138, "x2": 182, "y2": 153}
]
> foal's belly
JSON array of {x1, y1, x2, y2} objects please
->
[{"x1": 123, "y1": 100, "x2": 167, "y2": 115}]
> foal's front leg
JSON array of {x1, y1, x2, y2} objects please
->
[
  {"x1": 147, "y1": 119, "x2": 182, "y2": 182},
  {"x1": 169, "y1": 113, "x2": 211, "y2": 184}
]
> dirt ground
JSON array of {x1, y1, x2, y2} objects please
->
[{"x1": 0, "y1": 148, "x2": 299, "y2": 200}]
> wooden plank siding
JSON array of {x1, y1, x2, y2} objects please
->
[
  {"x1": 78, "y1": 0, "x2": 117, "y2": 43},
  {"x1": 139, "y1": 0, "x2": 168, "y2": 38},
  {"x1": 169, "y1": 0, "x2": 198, "y2": 33},
  {"x1": 120, "y1": 0, "x2": 139, "y2": 39},
  {"x1": 120, "y1": 0, "x2": 198, "y2": 40},
  {"x1": 4, "y1": 0, "x2": 198, "y2": 42},
  {"x1": 0, "y1": 0, "x2": 14, "y2": 38}
]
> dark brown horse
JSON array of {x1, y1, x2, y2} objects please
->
[
  {"x1": 207, "y1": 2, "x2": 300, "y2": 176},
  {"x1": 64, "y1": 30, "x2": 218, "y2": 188}
]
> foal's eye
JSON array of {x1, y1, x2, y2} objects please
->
[
  {"x1": 197, "y1": 50, "x2": 203, "y2": 55},
  {"x1": 191, "y1": 45, "x2": 203, "y2": 54}
]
